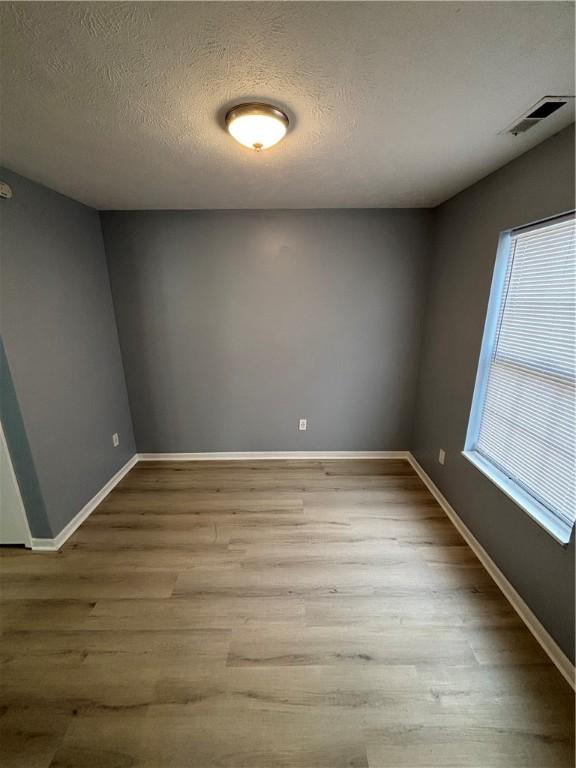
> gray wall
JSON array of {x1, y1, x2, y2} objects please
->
[
  {"x1": 0, "y1": 167, "x2": 135, "y2": 537},
  {"x1": 3, "y1": 134, "x2": 574, "y2": 663},
  {"x1": 101, "y1": 209, "x2": 431, "y2": 453},
  {"x1": 412, "y1": 125, "x2": 575, "y2": 661}
]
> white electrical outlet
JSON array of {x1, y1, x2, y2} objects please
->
[
  {"x1": 438, "y1": 448, "x2": 446, "y2": 465},
  {"x1": 299, "y1": 418, "x2": 307, "y2": 431},
  {"x1": 112, "y1": 433, "x2": 120, "y2": 447}
]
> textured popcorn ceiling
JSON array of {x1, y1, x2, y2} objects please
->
[{"x1": 0, "y1": 1, "x2": 574, "y2": 209}]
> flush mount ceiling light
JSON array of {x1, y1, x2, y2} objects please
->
[{"x1": 225, "y1": 103, "x2": 289, "y2": 151}]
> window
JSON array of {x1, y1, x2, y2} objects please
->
[{"x1": 464, "y1": 213, "x2": 575, "y2": 544}]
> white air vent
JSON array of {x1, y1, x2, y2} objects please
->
[{"x1": 503, "y1": 96, "x2": 574, "y2": 136}]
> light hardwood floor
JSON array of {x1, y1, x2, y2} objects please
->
[{"x1": 0, "y1": 459, "x2": 573, "y2": 768}]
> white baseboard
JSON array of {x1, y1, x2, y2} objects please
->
[
  {"x1": 137, "y1": 451, "x2": 409, "y2": 461},
  {"x1": 30, "y1": 455, "x2": 139, "y2": 552},
  {"x1": 25, "y1": 452, "x2": 408, "y2": 551},
  {"x1": 406, "y1": 452, "x2": 575, "y2": 690}
]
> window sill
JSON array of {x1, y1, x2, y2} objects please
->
[{"x1": 461, "y1": 450, "x2": 574, "y2": 546}]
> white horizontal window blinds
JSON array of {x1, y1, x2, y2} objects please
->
[{"x1": 476, "y1": 215, "x2": 576, "y2": 530}]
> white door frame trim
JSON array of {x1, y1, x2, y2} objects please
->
[{"x1": 0, "y1": 421, "x2": 33, "y2": 548}]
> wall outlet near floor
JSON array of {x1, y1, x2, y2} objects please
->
[
  {"x1": 112, "y1": 433, "x2": 120, "y2": 447},
  {"x1": 438, "y1": 448, "x2": 446, "y2": 465},
  {"x1": 299, "y1": 418, "x2": 307, "y2": 431}
]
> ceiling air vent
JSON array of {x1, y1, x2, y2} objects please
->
[{"x1": 504, "y1": 96, "x2": 574, "y2": 136}]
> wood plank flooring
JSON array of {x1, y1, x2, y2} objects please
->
[{"x1": 0, "y1": 459, "x2": 573, "y2": 767}]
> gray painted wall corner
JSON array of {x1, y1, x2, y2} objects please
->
[
  {"x1": 0, "y1": 167, "x2": 136, "y2": 538},
  {"x1": 411, "y1": 125, "x2": 576, "y2": 660}
]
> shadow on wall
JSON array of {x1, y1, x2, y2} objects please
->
[{"x1": 0, "y1": 336, "x2": 51, "y2": 538}]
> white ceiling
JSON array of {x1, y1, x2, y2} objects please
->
[{"x1": 0, "y1": 2, "x2": 574, "y2": 209}]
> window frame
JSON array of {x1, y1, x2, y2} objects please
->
[{"x1": 463, "y1": 212, "x2": 576, "y2": 546}]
